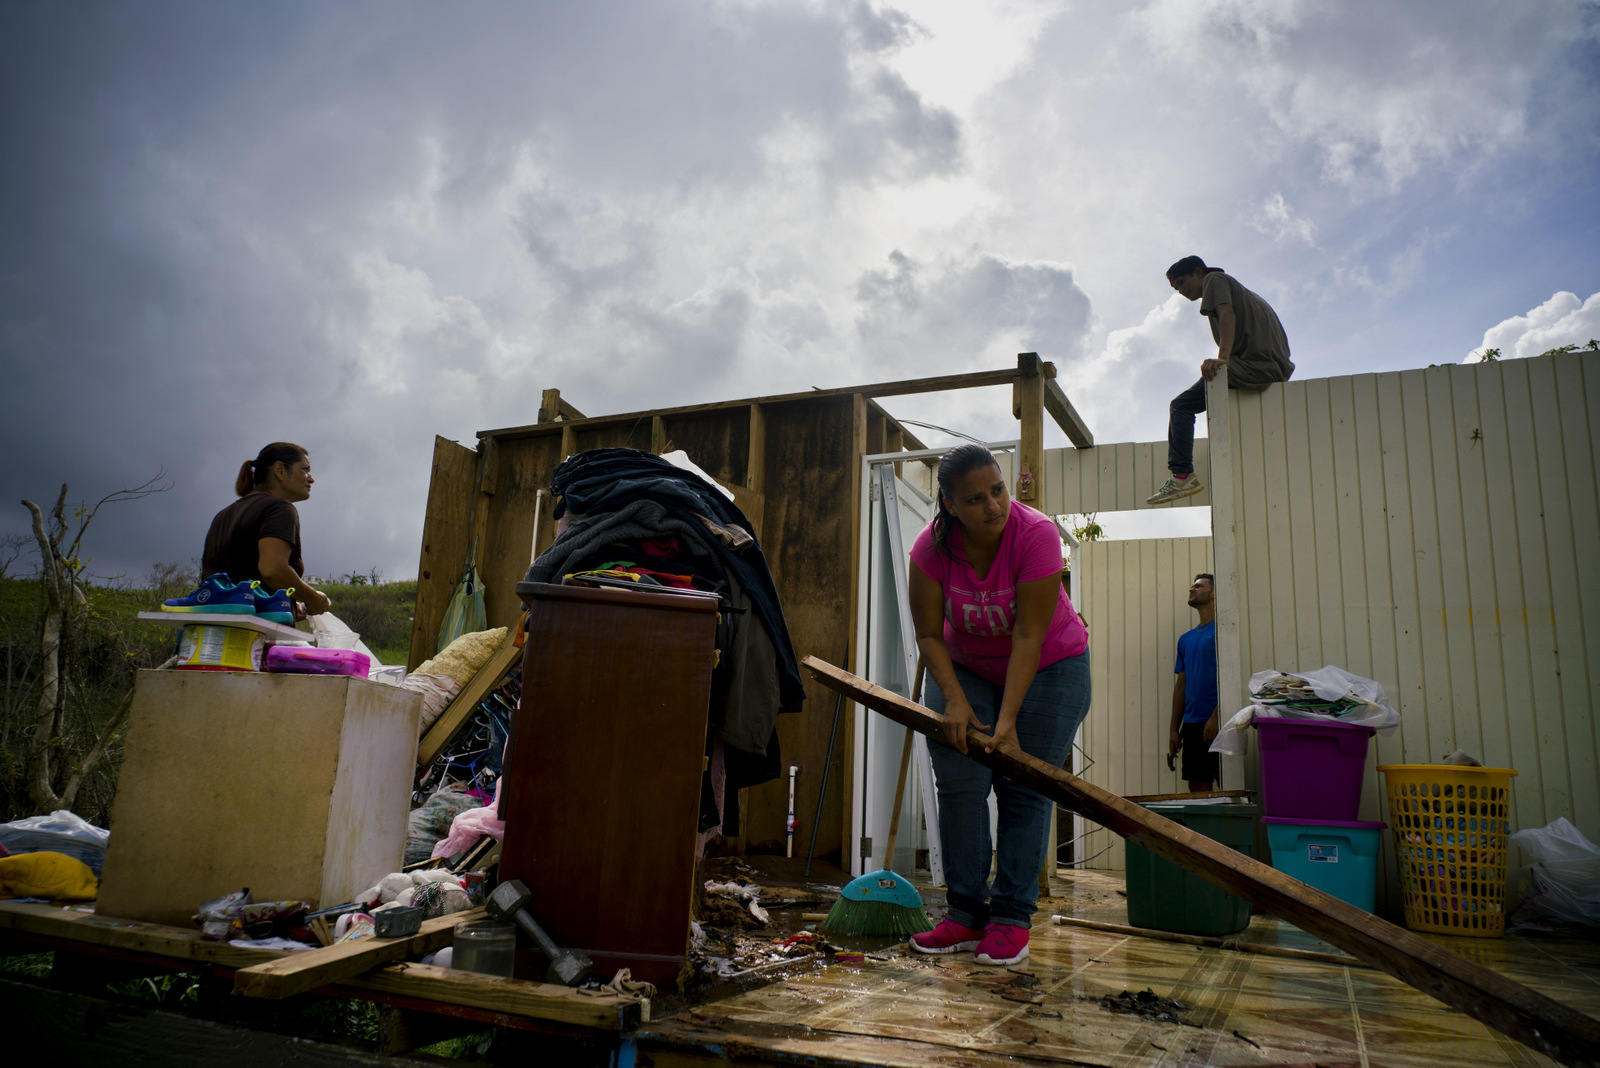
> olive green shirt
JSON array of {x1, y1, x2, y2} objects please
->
[{"x1": 1199, "y1": 270, "x2": 1293, "y2": 390}]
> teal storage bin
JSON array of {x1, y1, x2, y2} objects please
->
[
  {"x1": 1126, "y1": 801, "x2": 1257, "y2": 936},
  {"x1": 1263, "y1": 817, "x2": 1387, "y2": 912}
]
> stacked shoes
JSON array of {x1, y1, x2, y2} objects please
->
[{"x1": 162, "y1": 573, "x2": 295, "y2": 624}]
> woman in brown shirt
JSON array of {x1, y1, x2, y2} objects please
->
[{"x1": 201, "y1": 442, "x2": 331, "y2": 617}]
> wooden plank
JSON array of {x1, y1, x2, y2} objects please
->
[
  {"x1": 799, "y1": 655, "x2": 1600, "y2": 1068},
  {"x1": 0, "y1": 900, "x2": 281, "y2": 969},
  {"x1": 342, "y1": 962, "x2": 642, "y2": 1030},
  {"x1": 233, "y1": 908, "x2": 483, "y2": 999},
  {"x1": 408, "y1": 436, "x2": 479, "y2": 670},
  {"x1": 1014, "y1": 353, "x2": 1044, "y2": 502},
  {"x1": 416, "y1": 633, "x2": 522, "y2": 766},
  {"x1": 0, "y1": 901, "x2": 642, "y2": 1032},
  {"x1": 746, "y1": 404, "x2": 765, "y2": 494},
  {"x1": 1041, "y1": 363, "x2": 1094, "y2": 448},
  {"x1": 480, "y1": 367, "x2": 1023, "y2": 441}
]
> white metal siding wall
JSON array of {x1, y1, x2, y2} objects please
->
[
  {"x1": 1223, "y1": 355, "x2": 1600, "y2": 892},
  {"x1": 1074, "y1": 537, "x2": 1215, "y2": 871},
  {"x1": 1045, "y1": 351, "x2": 1600, "y2": 905}
]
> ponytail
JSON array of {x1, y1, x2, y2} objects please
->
[
  {"x1": 236, "y1": 442, "x2": 308, "y2": 497},
  {"x1": 932, "y1": 444, "x2": 1000, "y2": 557}
]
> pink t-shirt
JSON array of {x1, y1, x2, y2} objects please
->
[{"x1": 909, "y1": 501, "x2": 1088, "y2": 685}]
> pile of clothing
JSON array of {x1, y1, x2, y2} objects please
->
[{"x1": 525, "y1": 449, "x2": 804, "y2": 834}]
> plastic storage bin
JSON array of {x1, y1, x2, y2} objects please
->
[
  {"x1": 1125, "y1": 801, "x2": 1257, "y2": 936},
  {"x1": 1253, "y1": 717, "x2": 1376, "y2": 820},
  {"x1": 1378, "y1": 764, "x2": 1517, "y2": 937},
  {"x1": 1263, "y1": 817, "x2": 1387, "y2": 912},
  {"x1": 265, "y1": 645, "x2": 370, "y2": 678}
]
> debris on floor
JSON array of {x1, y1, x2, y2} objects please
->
[{"x1": 1089, "y1": 987, "x2": 1188, "y2": 1022}]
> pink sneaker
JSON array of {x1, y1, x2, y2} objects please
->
[
  {"x1": 974, "y1": 923, "x2": 1029, "y2": 965},
  {"x1": 909, "y1": 917, "x2": 984, "y2": 954}
]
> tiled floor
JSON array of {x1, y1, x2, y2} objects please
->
[{"x1": 664, "y1": 869, "x2": 1600, "y2": 1067}]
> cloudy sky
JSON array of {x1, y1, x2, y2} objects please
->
[{"x1": 3, "y1": 0, "x2": 1597, "y2": 585}]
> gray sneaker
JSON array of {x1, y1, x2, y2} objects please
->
[{"x1": 1147, "y1": 474, "x2": 1204, "y2": 505}]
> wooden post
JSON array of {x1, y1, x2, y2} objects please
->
[
  {"x1": 843, "y1": 393, "x2": 869, "y2": 863},
  {"x1": 746, "y1": 404, "x2": 765, "y2": 495},
  {"x1": 559, "y1": 424, "x2": 577, "y2": 461},
  {"x1": 539, "y1": 388, "x2": 563, "y2": 424},
  {"x1": 650, "y1": 415, "x2": 668, "y2": 455},
  {"x1": 799, "y1": 655, "x2": 1600, "y2": 1068},
  {"x1": 1205, "y1": 368, "x2": 1244, "y2": 787},
  {"x1": 1015, "y1": 353, "x2": 1044, "y2": 502}
]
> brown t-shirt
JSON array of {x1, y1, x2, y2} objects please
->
[
  {"x1": 201, "y1": 494, "x2": 302, "y2": 584},
  {"x1": 1199, "y1": 270, "x2": 1294, "y2": 390}
]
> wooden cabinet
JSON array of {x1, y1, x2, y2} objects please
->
[
  {"x1": 500, "y1": 583, "x2": 717, "y2": 986},
  {"x1": 97, "y1": 671, "x2": 421, "y2": 926}
]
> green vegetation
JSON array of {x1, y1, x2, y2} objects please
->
[{"x1": 0, "y1": 571, "x2": 417, "y2": 823}]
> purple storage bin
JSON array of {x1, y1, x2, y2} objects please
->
[{"x1": 1252, "y1": 716, "x2": 1375, "y2": 820}]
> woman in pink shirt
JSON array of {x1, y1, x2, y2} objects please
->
[{"x1": 907, "y1": 444, "x2": 1090, "y2": 965}]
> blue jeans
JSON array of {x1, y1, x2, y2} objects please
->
[
  {"x1": 925, "y1": 653, "x2": 1090, "y2": 928},
  {"x1": 1167, "y1": 377, "x2": 1207, "y2": 476}
]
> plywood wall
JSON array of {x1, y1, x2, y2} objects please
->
[
  {"x1": 1073, "y1": 537, "x2": 1215, "y2": 872},
  {"x1": 1045, "y1": 351, "x2": 1600, "y2": 912}
]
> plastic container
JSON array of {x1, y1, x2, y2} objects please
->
[
  {"x1": 265, "y1": 645, "x2": 370, "y2": 677},
  {"x1": 1378, "y1": 764, "x2": 1518, "y2": 937},
  {"x1": 176, "y1": 624, "x2": 265, "y2": 671},
  {"x1": 1263, "y1": 817, "x2": 1387, "y2": 912},
  {"x1": 1252, "y1": 717, "x2": 1376, "y2": 820},
  {"x1": 317, "y1": 630, "x2": 361, "y2": 651},
  {"x1": 1126, "y1": 801, "x2": 1257, "y2": 936},
  {"x1": 453, "y1": 920, "x2": 516, "y2": 976}
]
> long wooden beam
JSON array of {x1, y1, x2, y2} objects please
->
[
  {"x1": 479, "y1": 367, "x2": 1023, "y2": 442},
  {"x1": 800, "y1": 655, "x2": 1600, "y2": 1068}
]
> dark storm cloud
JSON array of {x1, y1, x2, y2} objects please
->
[{"x1": 0, "y1": 1, "x2": 964, "y2": 583}]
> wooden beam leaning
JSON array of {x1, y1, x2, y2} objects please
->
[
  {"x1": 234, "y1": 909, "x2": 485, "y2": 999},
  {"x1": 798, "y1": 655, "x2": 1600, "y2": 1068},
  {"x1": 417, "y1": 634, "x2": 523, "y2": 766},
  {"x1": 1014, "y1": 353, "x2": 1044, "y2": 502},
  {"x1": 1041, "y1": 361, "x2": 1094, "y2": 448}
]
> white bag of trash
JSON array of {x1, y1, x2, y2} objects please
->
[{"x1": 1210, "y1": 665, "x2": 1401, "y2": 756}]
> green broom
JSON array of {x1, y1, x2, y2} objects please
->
[{"x1": 822, "y1": 667, "x2": 934, "y2": 938}]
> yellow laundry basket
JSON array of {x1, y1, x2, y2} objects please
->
[{"x1": 1378, "y1": 764, "x2": 1518, "y2": 937}]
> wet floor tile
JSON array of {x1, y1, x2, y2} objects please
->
[{"x1": 660, "y1": 867, "x2": 1600, "y2": 1067}]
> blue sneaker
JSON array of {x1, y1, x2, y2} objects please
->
[
  {"x1": 161, "y1": 573, "x2": 256, "y2": 615},
  {"x1": 250, "y1": 582, "x2": 296, "y2": 624}
]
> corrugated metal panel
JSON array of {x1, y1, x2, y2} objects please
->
[
  {"x1": 1223, "y1": 354, "x2": 1600, "y2": 912},
  {"x1": 1045, "y1": 351, "x2": 1599, "y2": 906},
  {"x1": 1043, "y1": 439, "x2": 1212, "y2": 512},
  {"x1": 1074, "y1": 537, "x2": 1215, "y2": 871}
]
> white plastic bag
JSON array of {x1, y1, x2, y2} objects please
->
[
  {"x1": 1508, "y1": 818, "x2": 1600, "y2": 934},
  {"x1": 0, "y1": 809, "x2": 110, "y2": 876},
  {"x1": 1210, "y1": 665, "x2": 1402, "y2": 756}
]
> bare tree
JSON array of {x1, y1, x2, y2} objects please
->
[
  {"x1": 0, "y1": 532, "x2": 29, "y2": 580},
  {"x1": 21, "y1": 472, "x2": 171, "y2": 813}
]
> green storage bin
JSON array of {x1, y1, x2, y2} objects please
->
[{"x1": 1125, "y1": 801, "x2": 1257, "y2": 936}]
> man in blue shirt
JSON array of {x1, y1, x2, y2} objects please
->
[{"x1": 1168, "y1": 573, "x2": 1219, "y2": 791}]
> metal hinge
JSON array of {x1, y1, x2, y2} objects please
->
[
  {"x1": 868, "y1": 479, "x2": 880, "y2": 502},
  {"x1": 859, "y1": 836, "x2": 873, "y2": 859}
]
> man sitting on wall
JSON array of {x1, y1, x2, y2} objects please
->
[
  {"x1": 1168, "y1": 573, "x2": 1220, "y2": 792},
  {"x1": 1147, "y1": 257, "x2": 1294, "y2": 505}
]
